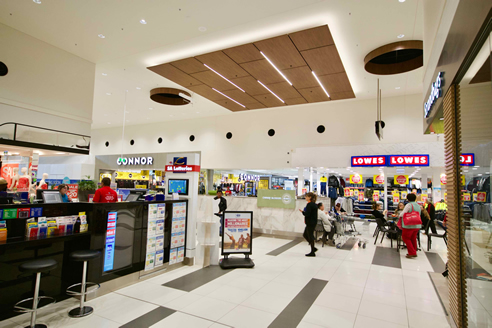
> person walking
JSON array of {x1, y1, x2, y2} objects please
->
[
  {"x1": 318, "y1": 202, "x2": 336, "y2": 246},
  {"x1": 398, "y1": 193, "x2": 422, "y2": 258},
  {"x1": 299, "y1": 192, "x2": 318, "y2": 257},
  {"x1": 214, "y1": 190, "x2": 227, "y2": 236},
  {"x1": 424, "y1": 198, "x2": 438, "y2": 234}
]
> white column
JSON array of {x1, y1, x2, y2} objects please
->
[
  {"x1": 383, "y1": 169, "x2": 388, "y2": 211},
  {"x1": 309, "y1": 168, "x2": 313, "y2": 193},
  {"x1": 432, "y1": 168, "x2": 443, "y2": 201},
  {"x1": 421, "y1": 174, "x2": 428, "y2": 196},
  {"x1": 298, "y1": 167, "x2": 304, "y2": 196}
]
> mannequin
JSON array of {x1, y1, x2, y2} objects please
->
[
  {"x1": 10, "y1": 167, "x2": 20, "y2": 190},
  {"x1": 38, "y1": 173, "x2": 49, "y2": 190},
  {"x1": 17, "y1": 167, "x2": 32, "y2": 191}
]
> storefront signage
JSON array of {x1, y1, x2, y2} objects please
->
[
  {"x1": 349, "y1": 174, "x2": 363, "y2": 184},
  {"x1": 373, "y1": 191, "x2": 380, "y2": 202},
  {"x1": 238, "y1": 174, "x2": 260, "y2": 182},
  {"x1": 393, "y1": 193, "x2": 400, "y2": 203},
  {"x1": 257, "y1": 190, "x2": 295, "y2": 209},
  {"x1": 463, "y1": 193, "x2": 471, "y2": 201},
  {"x1": 103, "y1": 212, "x2": 117, "y2": 272},
  {"x1": 358, "y1": 192, "x2": 364, "y2": 201},
  {"x1": 114, "y1": 171, "x2": 149, "y2": 180},
  {"x1": 67, "y1": 184, "x2": 79, "y2": 200},
  {"x1": 351, "y1": 156, "x2": 386, "y2": 167},
  {"x1": 117, "y1": 157, "x2": 154, "y2": 166},
  {"x1": 422, "y1": 194, "x2": 428, "y2": 203},
  {"x1": 475, "y1": 192, "x2": 486, "y2": 202},
  {"x1": 373, "y1": 175, "x2": 385, "y2": 184},
  {"x1": 440, "y1": 173, "x2": 447, "y2": 185},
  {"x1": 352, "y1": 155, "x2": 429, "y2": 167},
  {"x1": 424, "y1": 72, "x2": 443, "y2": 118},
  {"x1": 460, "y1": 153, "x2": 475, "y2": 166},
  {"x1": 222, "y1": 211, "x2": 253, "y2": 255},
  {"x1": 394, "y1": 175, "x2": 409, "y2": 185},
  {"x1": 165, "y1": 165, "x2": 200, "y2": 173}
]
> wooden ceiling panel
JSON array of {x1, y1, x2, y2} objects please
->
[
  {"x1": 240, "y1": 59, "x2": 284, "y2": 84},
  {"x1": 281, "y1": 66, "x2": 318, "y2": 89},
  {"x1": 265, "y1": 82, "x2": 302, "y2": 100},
  {"x1": 245, "y1": 101, "x2": 266, "y2": 110},
  {"x1": 318, "y1": 72, "x2": 352, "y2": 94},
  {"x1": 222, "y1": 89, "x2": 258, "y2": 105},
  {"x1": 289, "y1": 26, "x2": 334, "y2": 51},
  {"x1": 297, "y1": 87, "x2": 330, "y2": 103},
  {"x1": 254, "y1": 94, "x2": 286, "y2": 108},
  {"x1": 229, "y1": 76, "x2": 269, "y2": 96},
  {"x1": 285, "y1": 97, "x2": 307, "y2": 105},
  {"x1": 223, "y1": 44, "x2": 263, "y2": 64},
  {"x1": 214, "y1": 99, "x2": 247, "y2": 112},
  {"x1": 190, "y1": 70, "x2": 237, "y2": 92},
  {"x1": 195, "y1": 51, "x2": 249, "y2": 79},
  {"x1": 148, "y1": 64, "x2": 203, "y2": 87},
  {"x1": 254, "y1": 35, "x2": 306, "y2": 70},
  {"x1": 329, "y1": 90, "x2": 356, "y2": 100},
  {"x1": 187, "y1": 84, "x2": 226, "y2": 102},
  {"x1": 170, "y1": 58, "x2": 208, "y2": 74},
  {"x1": 301, "y1": 45, "x2": 344, "y2": 76}
]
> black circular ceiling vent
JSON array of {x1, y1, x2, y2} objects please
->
[
  {"x1": 150, "y1": 87, "x2": 191, "y2": 106},
  {"x1": 364, "y1": 41, "x2": 423, "y2": 75},
  {"x1": 0, "y1": 62, "x2": 8, "y2": 76}
]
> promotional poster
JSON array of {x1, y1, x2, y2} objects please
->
[{"x1": 222, "y1": 211, "x2": 253, "y2": 254}]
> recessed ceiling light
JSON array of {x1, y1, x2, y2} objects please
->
[
  {"x1": 102, "y1": 73, "x2": 107, "y2": 76},
  {"x1": 395, "y1": 87, "x2": 400, "y2": 89},
  {"x1": 472, "y1": 168, "x2": 478, "y2": 170},
  {"x1": 257, "y1": 80, "x2": 284, "y2": 103},
  {"x1": 478, "y1": 174, "x2": 483, "y2": 176},
  {"x1": 474, "y1": 165, "x2": 480, "y2": 168},
  {"x1": 213, "y1": 88, "x2": 246, "y2": 107},
  {"x1": 204, "y1": 64, "x2": 245, "y2": 92},
  {"x1": 196, "y1": 111, "x2": 200, "y2": 113},
  {"x1": 312, "y1": 71, "x2": 331, "y2": 98},
  {"x1": 56, "y1": 152, "x2": 65, "y2": 155},
  {"x1": 107, "y1": 122, "x2": 111, "y2": 124},
  {"x1": 136, "y1": 87, "x2": 141, "y2": 90},
  {"x1": 440, "y1": 118, "x2": 444, "y2": 120},
  {"x1": 397, "y1": 34, "x2": 405, "y2": 38},
  {"x1": 260, "y1": 52, "x2": 293, "y2": 86},
  {"x1": 98, "y1": 34, "x2": 106, "y2": 39},
  {"x1": 198, "y1": 26, "x2": 207, "y2": 32},
  {"x1": 399, "y1": 0, "x2": 406, "y2": 2},
  {"x1": 149, "y1": 107, "x2": 153, "y2": 110},
  {"x1": 33, "y1": 0, "x2": 41, "y2": 4},
  {"x1": 106, "y1": 92, "x2": 111, "y2": 95},
  {"x1": 140, "y1": 19, "x2": 147, "y2": 24}
]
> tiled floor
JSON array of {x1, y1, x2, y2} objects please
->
[{"x1": 1, "y1": 222, "x2": 459, "y2": 328}]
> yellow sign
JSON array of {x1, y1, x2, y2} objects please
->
[
  {"x1": 393, "y1": 194, "x2": 400, "y2": 203},
  {"x1": 135, "y1": 185, "x2": 147, "y2": 189},
  {"x1": 228, "y1": 174, "x2": 234, "y2": 179},
  {"x1": 373, "y1": 192, "x2": 380, "y2": 201},
  {"x1": 100, "y1": 173, "x2": 111, "y2": 182},
  {"x1": 461, "y1": 175, "x2": 465, "y2": 186},
  {"x1": 349, "y1": 174, "x2": 363, "y2": 184},
  {"x1": 421, "y1": 194, "x2": 428, "y2": 203},
  {"x1": 259, "y1": 180, "x2": 269, "y2": 189},
  {"x1": 394, "y1": 175, "x2": 409, "y2": 185},
  {"x1": 344, "y1": 187, "x2": 350, "y2": 196},
  {"x1": 155, "y1": 170, "x2": 162, "y2": 177},
  {"x1": 349, "y1": 189, "x2": 354, "y2": 197},
  {"x1": 114, "y1": 171, "x2": 149, "y2": 180},
  {"x1": 141, "y1": 170, "x2": 149, "y2": 176},
  {"x1": 401, "y1": 191, "x2": 408, "y2": 200},
  {"x1": 373, "y1": 175, "x2": 385, "y2": 185},
  {"x1": 463, "y1": 193, "x2": 471, "y2": 201}
]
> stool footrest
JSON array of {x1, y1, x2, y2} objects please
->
[
  {"x1": 66, "y1": 282, "x2": 101, "y2": 296},
  {"x1": 14, "y1": 296, "x2": 56, "y2": 313}
]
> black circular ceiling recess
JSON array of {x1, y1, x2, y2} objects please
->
[
  {"x1": 317, "y1": 125, "x2": 326, "y2": 133},
  {"x1": 0, "y1": 62, "x2": 8, "y2": 76},
  {"x1": 158, "y1": 137, "x2": 163, "y2": 144},
  {"x1": 189, "y1": 135, "x2": 195, "y2": 142},
  {"x1": 226, "y1": 132, "x2": 232, "y2": 139},
  {"x1": 150, "y1": 87, "x2": 191, "y2": 106},
  {"x1": 268, "y1": 129, "x2": 275, "y2": 137},
  {"x1": 105, "y1": 141, "x2": 109, "y2": 147},
  {"x1": 364, "y1": 40, "x2": 423, "y2": 75}
]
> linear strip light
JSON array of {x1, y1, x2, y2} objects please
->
[
  {"x1": 212, "y1": 88, "x2": 246, "y2": 108},
  {"x1": 204, "y1": 64, "x2": 245, "y2": 92},
  {"x1": 257, "y1": 80, "x2": 285, "y2": 103},
  {"x1": 312, "y1": 71, "x2": 330, "y2": 98},
  {"x1": 260, "y1": 51, "x2": 292, "y2": 86}
]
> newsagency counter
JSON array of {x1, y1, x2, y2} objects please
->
[{"x1": 0, "y1": 199, "x2": 188, "y2": 321}]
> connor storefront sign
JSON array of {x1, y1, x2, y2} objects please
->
[{"x1": 117, "y1": 157, "x2": 154, "y2": 166}]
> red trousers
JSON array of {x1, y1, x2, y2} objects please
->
[{"x1": 401, "y1": 228, "x2": 419, "y2": 256}]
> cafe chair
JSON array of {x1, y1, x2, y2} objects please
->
[
  {"x1": 427, "y1": 231, "x2": 448, "y2": 251},
  {"x1": 14, "y1": 258, "x2": 58, "y2": 328},
  {"x1": 66, "y1": 250, "x2": 101, "y2": 318},
  {"x1": 374, "y1": 218, "x2": 398, "y2": 248}
]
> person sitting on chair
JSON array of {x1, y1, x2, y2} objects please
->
[{"x1": 318, "y1": 203, "x2": 336, "y2": 246}]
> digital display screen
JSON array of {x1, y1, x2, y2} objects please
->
[
  {"x1": 126, "y1": 194, "x2": 140, "y2": 202},
  {"x1": 103, "y1": 212, "x2": 117, "y2": 272},
  {"x1": 168, "y1": 179, "x2": 189, "y2": 195},
  {"x1": 42, "y1": 191, "x2": 62, "y2": 203}
]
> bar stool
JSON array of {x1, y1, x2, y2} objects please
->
[
  {"x1": 15, "y1": 258, "x2": 58, "y2": 328},
  {"x1": 66, "y1": 250, "x2": 101, "y2": 318}
]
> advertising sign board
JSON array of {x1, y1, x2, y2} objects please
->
[{"x1": 222, "y1": 211, "x2": 253, "y2": 255}]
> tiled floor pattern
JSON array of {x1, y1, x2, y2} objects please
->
[{"x1": 1, "y1": 223, "x2": 458, "y2": 328}]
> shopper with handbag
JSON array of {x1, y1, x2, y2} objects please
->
[{"x1": 398, "y1": 193, "x2": 422, "y2": 258}]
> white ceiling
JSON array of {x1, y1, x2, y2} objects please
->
[{"x1": 0, "y1": 0, "x2": 425, "y2": 129}]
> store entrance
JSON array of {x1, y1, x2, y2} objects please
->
[{"x1": 99, "y1": 168, "x2": 166, "y2": 200}]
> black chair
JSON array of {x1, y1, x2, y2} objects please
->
[
  {"x1": 374, "y1": 218, "x2": 398, "y2": 248},
  {"x1": 66, "y1": 250, "x2": 101, "y2": 318},
  {"x1": 427, "y1": 231, "x2": 448, "y2": 251},
  {"x1": 15, "y1": 259, "x2": 58, "y2": 328}
]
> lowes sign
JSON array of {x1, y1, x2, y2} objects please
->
[
  {"x1": 117, "y1": 157, "x2": 154, "y2": 166},
  {"x1": 352, "y1": 155, "x2": 430, "y2": 167}
]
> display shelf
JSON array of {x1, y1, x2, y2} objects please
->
[
  {"x1": 200, "y1": 221, "x2": 216, "y2": 224},
  {"x1": 1, "y1": 231, "x2": 90, "y2": 247},
  {"x1": 200, "y1": 243, "x2": 216, "y2": 246}
]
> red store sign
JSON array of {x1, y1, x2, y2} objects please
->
[{"x1": 165, "y1": 165, "x2": 201, "y2": 173}]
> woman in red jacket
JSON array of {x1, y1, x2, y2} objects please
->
[{"x1": 93, "y1": 177, "x2": 118, "y2": 203}]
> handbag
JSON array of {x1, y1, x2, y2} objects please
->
[{"x1": 399, "y1": 203, "x2": 422, "y2": 228}]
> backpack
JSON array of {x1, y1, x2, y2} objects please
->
[{"x1": 365, "y1": 179, "x2": 373, "y2": 188}]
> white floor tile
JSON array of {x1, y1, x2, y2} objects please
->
[
  {"x1": 297, "y1": 321, "x2": 326, "y2": 328},
  {"x1": 302, "y1": 305, "x2": 356, "y2": 328},
  {"x1": 323, "y1": 281, "x2": 365, "y2": 299},
  {"x1": 241, "y1": 291, "x2": 292, "y2": 315},
  {"x1": 190, "y1": 281, "x2": 224, "y2": 296},
  {"x1": 116, "y1": 282, "x2": 187, "y2": 306},
  {"x1": 209, "y1": 324, "x2": 231, "y2": 328},
  {"x1": 314, "y1": 292, "x2": 361, "y2": 314},
  {"x1": 313, "y1": 267, "x2": 338, "y2": 281},
  {"x1": 258, "y1": 280, "x2": 305, "y2": 299},
  {"x1": 225, "y1": 274, "x2": 270, "y2": 291},
  {"x1": 0, "y1": 319, "x2": 23, "y2": 328},
  {"x1": 358, "y1": 299, "x2": 408, "y2": 325},
  {"x1": 180, "y1": 296, "x2": 237, "y2": 322},
  {"x1": 406, "y1": 295, "x2": 446, "y2": 316},
  {"x1": 87, "y1": 293, "x2": 158, "y2": 324},
  {"x1": 163, "y1": 292, "x2": 203, "y2": 311},
  {"x1": 49, "y1": 314, "x2": 120, "y2": 328},
  {"x1": 404, "y1": 284, "x2": 439, "y2": 301},
  {"x1": 218, "y1": 305, "x2": 276, "y2": 328},
  {"x1": 208, "y1": 284, "x2": 255, "y2": 304},
  {"x1": 468, "y1": 306, "x2": 492, "y2": 328},
  {"x1": 370, "y1": 264, "x2": 403, "y2": 276},
  {"x1": 408, "y1": 309, "x2": 451, "y2": 328},
  {"x1": 150, "y1": 312, "x2": 214, "y2": 328},
  {"x1": 362, "y1": 288, "x2": 407, "y2": 308},
  {"x1": 354, "y1": 315, "x2": 408, "y2": 328},
  {"x1": 364, "y1": 277, "x2": 405, "y2": 295}
]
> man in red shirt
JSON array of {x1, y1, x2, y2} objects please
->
[{"x1": 93, "y1": 177, "x2": 117, "y2": 203}]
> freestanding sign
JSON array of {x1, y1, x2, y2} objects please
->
[{"x1": 220, "y1": 211, "x2": 255, "y2": 269}]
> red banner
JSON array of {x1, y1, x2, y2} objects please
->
[
  {"x1": 67, "y1": 184, "x2": 79, "y2": 199},
  {"x1": 1, "y1": 163, "x2": 19, "y2": 189},
  {"x1": 165, "y1": 165, "x2": 200, "y2": 173}
]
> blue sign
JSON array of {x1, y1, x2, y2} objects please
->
[
  {"x1": 103, "y1": 212, "x2": 117, "y2": 272},
  {"x1": 30, "y1": 207, "x2": 43, "y2": 217},
  {"x1": 173, "y1": 157, "x2": 187, "y2": 165},
  {"x1": 0, "y1": 210, "x2": 3, "y2": 220},
  {"x1": 460, "y1": 154, "x2": 475, "y2": 166},
  {"x1": 424, "y1": 72, "x2": 444, "y2": 118}
]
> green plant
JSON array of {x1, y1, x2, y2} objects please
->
[
  {"x1": 208, "y1": 190, "x2": 217, "y2": 196},
  {"x1": 78, "y1": 176, "x2": 97, "y2": 191}
]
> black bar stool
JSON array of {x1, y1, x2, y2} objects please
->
[
  {"x1": 15, "y1": 258, "x2": 58, "y2": 328},
  {"x1": 66, "y1": 250, "x2": 101, "y2": 318}
]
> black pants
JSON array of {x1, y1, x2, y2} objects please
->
[
  {"x1": 426, "y1": 219, "x2": 437, "y2": 234},
  {"x1": 303, "y1": 225, "x2": 315, "y2": 244},
  {"x1": 322, "y1": 229, "x2": 335, "y2": 244}
]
